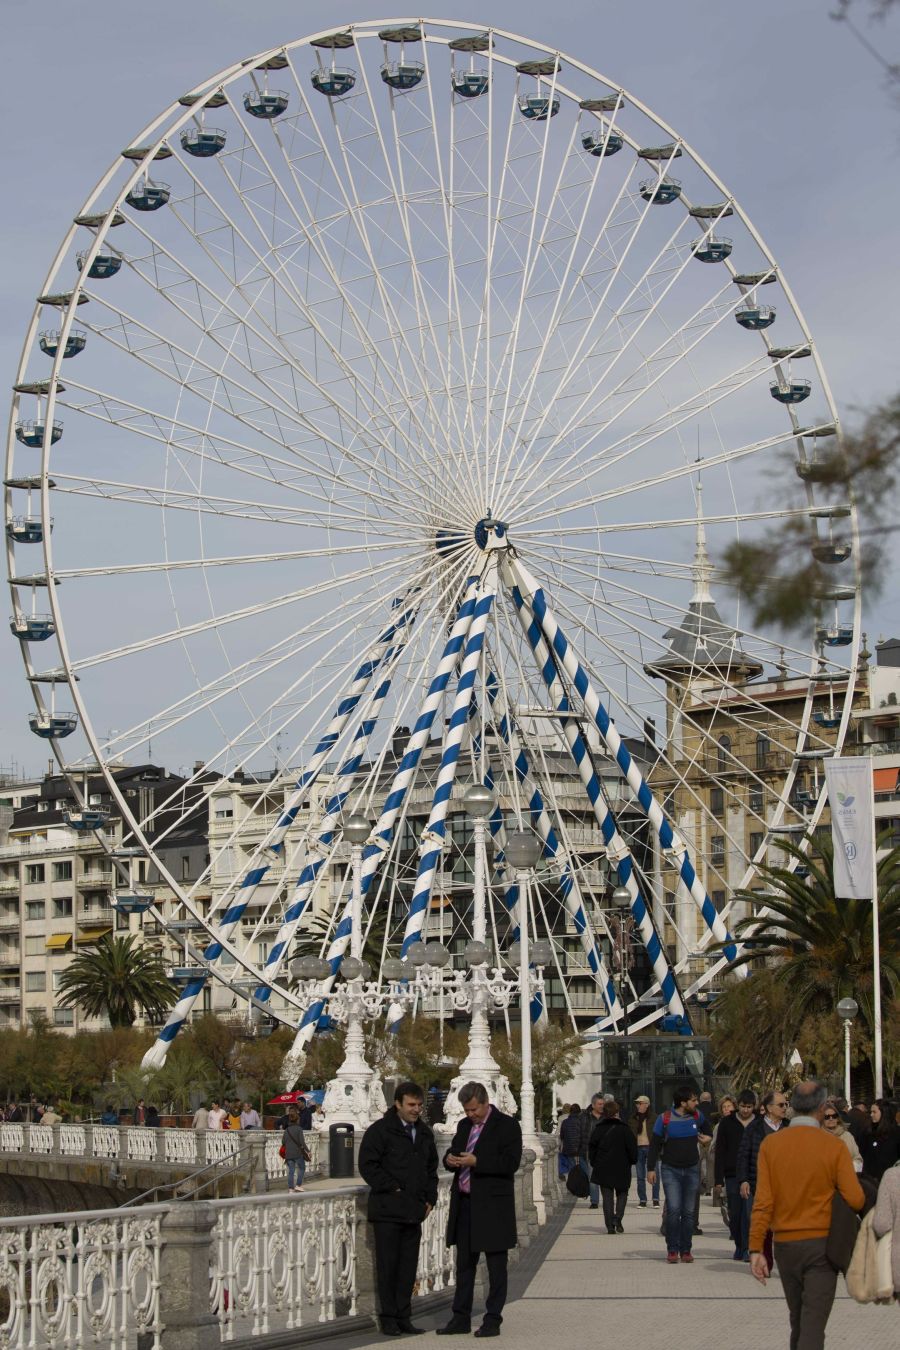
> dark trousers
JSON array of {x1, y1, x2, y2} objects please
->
[
  {"x1": 600, "y1": 1186, "x2": 628, "y2": 1230},
  {"x1": 660, "y1": 1162, "x2": 699, "y2": 1254},
  {"x1": 774, "y1": 1238, "x2": 838, "y2": 1350},
  {"x1": 372, "y1": 1221, "x2": 422, "y2": 1326},
  {"x1": 724, "y1": 1177, "x2": 749, "y2": 1254},
  {"x1": 452, "y1": 1193, "x2": 509, "y2": 1326}
]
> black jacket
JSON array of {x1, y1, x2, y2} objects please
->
[
  {"x1": 444, "y1": 1108, "x2": 522, "y2": 1253},
  {"x1": 859, "y1": 1126, "x2": 900, "y2": 1183},
  {"x1": 559, "y1": 1113, "x2": 581, "y2": 1155},
  {"x1": 589, "y1": 1118, "x2": 638, "y2": 1191},
  {"x1": 573, "y1": 1107, "x2": 605, "y2": 1158},
  {"x1": 736, "y1": 1115, "x2": 786, "y2": 1190},
  {"x1": 358, "y1": 1109, "x2": 439, "y2": 1225},
  {"x1": 714, "y1": 1114, "x2": 754, "y2": 1184}
]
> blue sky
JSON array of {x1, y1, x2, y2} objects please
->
[{"x1": 2, "y1": 0, "x2": 899, "y2": 775}]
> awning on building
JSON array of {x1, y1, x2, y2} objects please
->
[
  {"x1": 45, "y1": 933, "x2": 73, "y2": 950},
  {"x1": 873, "y1": 767, "x2": 899, "y2": 793},
  {"x1": 75, "y1": 927, "x2": 112, "y2": 944}
]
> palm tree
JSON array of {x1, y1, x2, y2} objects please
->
[
  {"x1": 716, "y1": 834, "x2": 900, "y2": 1085},
  {"x1": 56, "y1": 934, "x2": 179, "y2": 1029}
]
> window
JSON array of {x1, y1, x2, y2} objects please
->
[
  {"x1": 52, "y1": 971, "x2": 65, "y2": 993},
  {"x1": 756, "y1": 734, "x2": 771, "y2": 771},
  {"x1": 25, "y1": 972, "x2": 46, "y2": 993},
  {"x1": 711, "y1": 835, "x2": 725, "y2": 864},
  {"x1": 717, "y1": 734, "x2": 732, "y2": 773},
  {"x1": 181, "y1": 855, "x2": 191, "y2": 880},
  {"x1": 214, "y1": 806, "x2": 233, "y2": 820},
  {"x1": 712, "y1": 890, "x2": 726, "y2": 913},
  {"x1": 25, "y1": 901, "x2": 45, "y2": 922},
  {"x1": 25, "y1": 864, "x2": 45, "y2": 886},
  {"x1": 36, "y1": 801, "x2": 49, "y2": 814},
  {"x1": 750, "y1": 831, "x2": 765, "y2": 856},
  {"x1": 52, "y1": 897, "x2": 73, "y2": 919},
  {"x1": 710, "y1": 787, "x2": 725, "y2": 817},
  {"x1": 749, "y1": 785, "x2": 764, "y2": 814},
  {"x1": 24, "y1": 936, "x2": 44, "y2": 956},
  {"x1": 52, "y1": 861, "x2": 72, "y2": 882},
  {"x1": 54, "y1": 1008, "x2": 74, "y2": 1027}
]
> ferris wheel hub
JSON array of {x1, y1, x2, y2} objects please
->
[{"x1": 474, "y1": 514, "x2": 509, "y2": 552}]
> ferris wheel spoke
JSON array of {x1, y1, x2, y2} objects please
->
[
  {"x1": 56, "y1": 537, "x2": 412, "y2": 582},
  {"x1": 79, "y1": 289, "x2": 439, "y2": 519},
  {"x1": 93, "y1": 548, "x2": 431, "y2": 764},
  {"x1": 122, "y1": 207, "x2": 443, "y2": 507},
  {"x1": 56, "y1": 379, "x2": 426, "y2": 526},
  {"x1": 523, "y1": 505, "x2": 812, "y2": 537},
  {"x1": 505, "y1": 261, "x2": 754, "y2": 520}
]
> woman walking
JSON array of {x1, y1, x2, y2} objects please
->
[
  {"x1": 860, "y1": 1100, "x2": 900, "y2": 1184},
  {"x1": 558, "y1": 1103, "x2": 581, "y2": 1178},
  {"x1": 282, "y1": 1107, "x2": 308, "y2": 1193},
  {"x1": 872, "y1": 1161, "x2": 900, "y2": 1301},
  {"x1": 589, "y1": 1100, "x2": 638, "y2": 1235}
]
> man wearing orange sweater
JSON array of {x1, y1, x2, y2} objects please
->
[{"x1": 748, "y1": 1080, "x2": 864, "y2": 1350}]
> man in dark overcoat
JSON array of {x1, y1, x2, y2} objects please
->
[
  {"x1": 437, "y1": 1080, "x2": 523, "y2": 1339},
  {"x1": 358, "y1": 1080, "x2": 439, "y2": 1337}
]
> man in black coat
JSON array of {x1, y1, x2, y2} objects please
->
[
  {"x1": 438, "y1": 1080, "x2": 522, "y2": 1339},
  {"x1": 358, "y1": 1080, "x2": 439, "y2": 1337}
]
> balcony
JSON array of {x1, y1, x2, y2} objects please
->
[
  {"x1": 0, "y1": 879, "x2": 19, "y2": 895},
  {"x1": 0, "y1": 987, "x2": 21, "y2": 1003},
  {"x1": 0, "y1": 953, "x2": 20, "y2": 970},
  {"x1": 0, "y1": 912, "x2": 19, "y2": 929},
  {"x1": 76, "y1": 871, "x2": 113, "y2": 892},
  {"x1": 77, "y1": 906, "x2": 115, "y2": 927}
]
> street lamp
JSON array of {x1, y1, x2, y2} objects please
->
[
  {"x1": 836, "y1": 997, "x2": 858, "y2": 1103},
  {"x1": 610, "y1": 884, "x2": 632, "y2": 1036},
  {"x1": 505, "y1": 829, "x2": 542, "y2": 1140},
  {"x1": 318, "y1": 814, "x2": 384, "y2": 1130}
]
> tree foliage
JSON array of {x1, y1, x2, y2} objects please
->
[
  {"x1": 490, "y1": 1019, "x2": 586, "y2": 1129},
  {"x1": 55, "y1": 934, "x2": 178, "y2": 1028},
  {"x1": 719, "y1": 392, "x2": 900, "y2": 630}
]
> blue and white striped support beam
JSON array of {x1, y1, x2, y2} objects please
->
[
  {"x1": 509, "y1": 557, "x2": 740, "y2": 971},
  {"x1": 485, "y1": 675, "x2": 624, "y2": 1027},
  {"x1": 288, "y1": 578, "x2": 483, "y2": 1061},
  {"x1": 384, "y1": 581, "x2": 497, "y2": 1030},
  {"x1": 141, "y1": 590, "x2": 421, "y2": 1070},
  {"x1": 503, "y1": 559, "x2": 686, "y2": 1022}
]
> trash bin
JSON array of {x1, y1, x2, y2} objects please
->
[{"x1": 329, "y1": 1122, "x2": 355, "y2": 1178}]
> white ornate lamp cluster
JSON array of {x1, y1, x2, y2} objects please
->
[{"x1": 295, "y1": 793, "x2": 550, "y2": 1132}]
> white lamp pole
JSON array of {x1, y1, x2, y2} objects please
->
[
  {"x1": 506, "y1": 830, "x2": 542, "y2": 1140},
  {"x1": 319, "y1": 814, "x2": 384, "y2": 1130},
  {"x1": 837, "y1": 997, "x2": 858, "y2": 1104}
]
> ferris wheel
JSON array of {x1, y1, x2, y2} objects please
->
[{"x1": 6, "y1": 18, "x2": 860, "y2": 1065}]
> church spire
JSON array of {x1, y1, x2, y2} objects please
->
[{"x1": 691, "y1": 479, "x2": 713, "y2": 604}]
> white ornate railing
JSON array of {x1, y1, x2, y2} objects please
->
[
  {"x1": 0, "y1": 1206, "x2": 163, "y2": 1349},
  {"x1": 212, "y1": 1191, "x2": 358, "y2": 1340},
  {"x1": 416, "y1": 1181, "x2": 456, "y2": 1293},
  {"x1": 0, "y1": 1125, "x2": 320, "y2": 1180}
]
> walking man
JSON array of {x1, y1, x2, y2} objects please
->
[
  {"x1": 714, "y1": 1089, "x2": 757, "y2": 1260},
  {"x1": 749, "y1": 1080, "x2": 864, "y2": 1350},
  {"x1": 737, "y1": 1088, "x2": 789, "y2": 1213},
  {"x1": 646, "y1": 1084, "x2": 711, "y2": 1264},
  {"x1": 439, "y1": 1081, "x2": 522, "y2": 1338},
  {"x1": 358, "y1": 1081, "x2": 438, "y2": 1338},
  {"x1": 628, "y1": 1095, "x2": 659, "y2": 1207},
  {"x1": 575, "y1": 1092, "x2": 605, "y2": 1209}
]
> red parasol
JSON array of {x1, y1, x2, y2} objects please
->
[{"x1": 266, "y1": 1091, "x2": 307, "y2": 1106}]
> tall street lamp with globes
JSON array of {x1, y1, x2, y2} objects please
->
[
  {"x1": 505, "y1": 829, "x2": 543, "y2": 1141},
  {"x1": 836, "y1": 997, "x2": 858, "y2": 1104}
]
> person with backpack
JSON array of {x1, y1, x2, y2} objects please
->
[
  {"x1": 646, "y1": 1084, "x2": 712, "y2": 1264},
  {"x1": 589, "y1": 1099, "x2": 638, "y2": 1234}
]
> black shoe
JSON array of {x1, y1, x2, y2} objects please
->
[
  {"x1": 615, "y1": 1222, "x2": 624, "y2": 1233},
  {"x1": 437, "y1": 1322, "x2": 472, "y2": 1336},
  {"x1": 606, "y1": 1227, "x2": 616, "y2": 1234},
  {"x1": 638, "y1": 1201, "x2": 647, "y2": 1208},
  {"x1": 653, "y1": 1199, "x2": 660, "y2": 1207},
  {"x1": 693, "y1": 1226, "x2": 704, "y2": 1236},
  {"x1": 380, "y1": 1323, "x2": 402, "y2": 1338},
  {"x1": 589, "y1": 1202, "x2": 598, "y2": 1209},
  {"x1": 397, "y1": 1323, "x2": 426, "y2": 1336},
  {"x1": 474, "y1": 1326, "x2": 500, "y2": 1339}
]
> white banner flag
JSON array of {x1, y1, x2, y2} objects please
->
[{"x1": 824, "y1": 757, "x2": 876, "y2": 900}]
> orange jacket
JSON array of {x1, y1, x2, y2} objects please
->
[{"x1": 749, "y1": 1119, "x2": 865, "y2": 1249}]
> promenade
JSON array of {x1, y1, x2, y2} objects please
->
[{"x1": 349, "y1": 1195, "x2": 898, "y2": 1349}]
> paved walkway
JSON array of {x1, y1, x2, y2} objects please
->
[{"x1": 351, "y1": 1192, "x2": 898, "y2": 1348}]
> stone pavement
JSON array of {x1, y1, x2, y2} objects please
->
[{"x1": 349, "y1": 1191, "x2": 898, "y2": 1349}]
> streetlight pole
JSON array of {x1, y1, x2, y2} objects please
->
[
  {"x1": 836, "y1": 997, "x2": 858, "y2": 1103},
  {"x1": 505, "y1": 830, "x2": 542, "y2": 1141},
  {"x1": 448, "y1": 785, "x2": 516, "y2": 1115},
  {"x1": 319, "y1": 814, "x2": 384, "y2": 1130}
]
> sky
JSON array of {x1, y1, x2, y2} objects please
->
[{"x1": 2, "y1": 0, "x2": 900, "y2": 778}]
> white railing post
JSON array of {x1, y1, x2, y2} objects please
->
[{"x1": 155, "y1": 1202, "x2": 219, "y2": 1350}]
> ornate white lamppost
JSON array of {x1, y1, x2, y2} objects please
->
[
  {"x1": 837, "y1": 997, "x2": 858, "y2": 1104},
  {"x1": 504, "y1": 829, "x2": 544, "y2": 1142},
  {"x1": 446, "y1": 783, "x2": 517, "y2": 1115},
  {"x1": 314, "y1": 814, "x2": 386, "y2": 1129}
]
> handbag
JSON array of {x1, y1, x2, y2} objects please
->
[
  {"x1": 566, "y1": 1164, "x2": 590, "y2": 1199},
  {"x1": 846, "y1": 1210, "x2": 893, "y2": 1304},
  {"x1": 278, "y1": 1144, "x2": 286, "y2": 1159}
]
